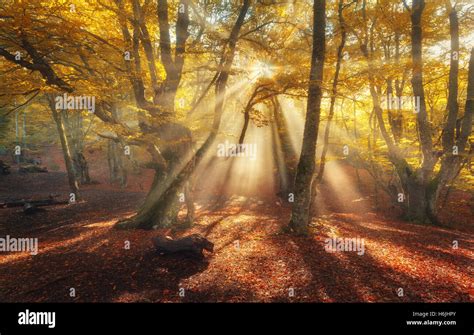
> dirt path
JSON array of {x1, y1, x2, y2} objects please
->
[{"x1": 0, "y1": 172, "x2": 472, "y2": 302}]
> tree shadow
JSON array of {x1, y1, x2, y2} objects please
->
[
  {"x1": 267, "y1": 231, "x2": 468, "y2": 302},
  {"x1": 0, "y1": 188, "x2": 143, "y2": 239},
  {"x1": 0, "y1": 247, "x2": 211, "y2": 303},
  {"x1": 333, "y1": 214, "x2": 474, "y2": 270}
]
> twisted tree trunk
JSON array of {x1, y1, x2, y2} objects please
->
[{"x1": 115, "y1": 0, "x2": 251, "y2": 230}]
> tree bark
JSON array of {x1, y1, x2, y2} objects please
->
[
  {"x1": 428, "y1": 47, "x2": 474, "y2": 221},
  {"x1": 316, "y1": 0, "x2": 346, "y2": 183},
  {"x1": 359, "y1": 2, "x2": 471, "y2": 224},
  {"x1": 287, "y1": 0, "x2": 326, "y2": 235},
  {"x1": 47, "y1": 95, "x2": 79, "y2": 198},
  {"x1": 62, "y1": 111, "x2": 91, "y2": 185},
  {"x1": 72, "y1": 151, "x2": 91, "y2": 185},
  {"x1": 115, "y1": 0, "x2": 251, "y2": 230},
  {"x1": 152, "y1": 234, "x2": 213, "y2": 258},
  {"x1": 107, "y1": 140, "x2": 127, "y2": 188},
  {"x1": 359, "y1": 0, "x2": 431, "y2": 223},
  {"x1": 442, "y1": 5, "x2": 459, "y2": 151},
  {"x1": 411, "y1": 0, "x2": 436, "y2": 178}
]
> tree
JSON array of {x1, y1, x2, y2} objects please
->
[
  {"x1": 115, "y1": 0, "x2": 252, "y2": 229},
  {"x1": 287, "y1": 0, "x2": 326, "y2": 235},
  {"x1": 316, "y1": 0, "x2": 351, "y2": 183},
  {"x1": 0, "y1": 0, "x2": 254, "y2": 229},
  {"x1": 46, "y1": 95, "x2": 79, "y2": 197},
  {"x1": 0, "y1": 0, "x2": 471, "y2": 230},
  {"x1": 354, "y1": 0, "x2": 473, "y2": 223}
]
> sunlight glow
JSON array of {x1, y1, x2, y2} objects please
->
[{"x1": 249, "y1": 61, "x2": 274, "y2": 80}]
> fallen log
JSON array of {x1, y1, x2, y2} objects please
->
[
  {"x1": 152, "y1": 234, "x2": 214, "y2": 258},
  {"x1": 1, "y1": 197, "x2": 69, "y2": 209},
  {"x1": 19, "y1": 164, "x2": 48, "y2": 173},
  {"x1": 23, "y1": 203, "x2": 46, "y2": 215}
]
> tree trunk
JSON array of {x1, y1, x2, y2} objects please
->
[
  {"x1": 359, "y1": 0, "x2": 433, "y2": 223},
  {"x1": 393, "y1": 32, "x2": 406, "y2": 142},
  {"x1": 47, "y1": 95, "x2": 79, "y2": 198},
  {"x1": 117, "y1": 123, "x2": 194, "y2": 229},
  {"x1": 427, "y1": 46, "x2": 474, "y2": 221},
  {"x1": 71, "y1": 151, "x2": 90, "y2": 184},
  {"x1": 107, "y1": 105, "x2": 128, "y2": 187},
  {"x1": 407, "y1": 5, "x2": 472, "y2": 224},
  {"x1": 115, "y1": 0, "x2": 251, "y2": 231},
  {"x1": 62, "y1": 110, "x2": 91, "y2": 185},
  {"x1": 357, "y1": 0, "x2": 470, "y2": 224},
  {"x1": 238, "y1": 104, "x2": 251, "y2": 145},
  {"x1": 411, "y1": 0, "x2": 436, "y2": 178},
  {"x1": 316, "y1": 0, "x2": 346, "y2": 183},
  {"x1": 386, "y1": 78, "x2": 399, "y2": 142},
  {"x1": 442, "y1": 5, "x2": 459, "y2": 150},
  {"x1": 287, "y1": 0, "x2": 326, "y2": 235},
  {"x1": 113, "y1": 0, "x2": 193, "y2": 229},
  {"x1": 107, "y1": 140, "x2": 127, "y2": 188},
  {"x1": 272, "y1": 97, "x2": 297, "y2": 197}
]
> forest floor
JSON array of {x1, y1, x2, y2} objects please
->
[{"x1": 0, "y1": 169, "x2": 473, "y2": 302}]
